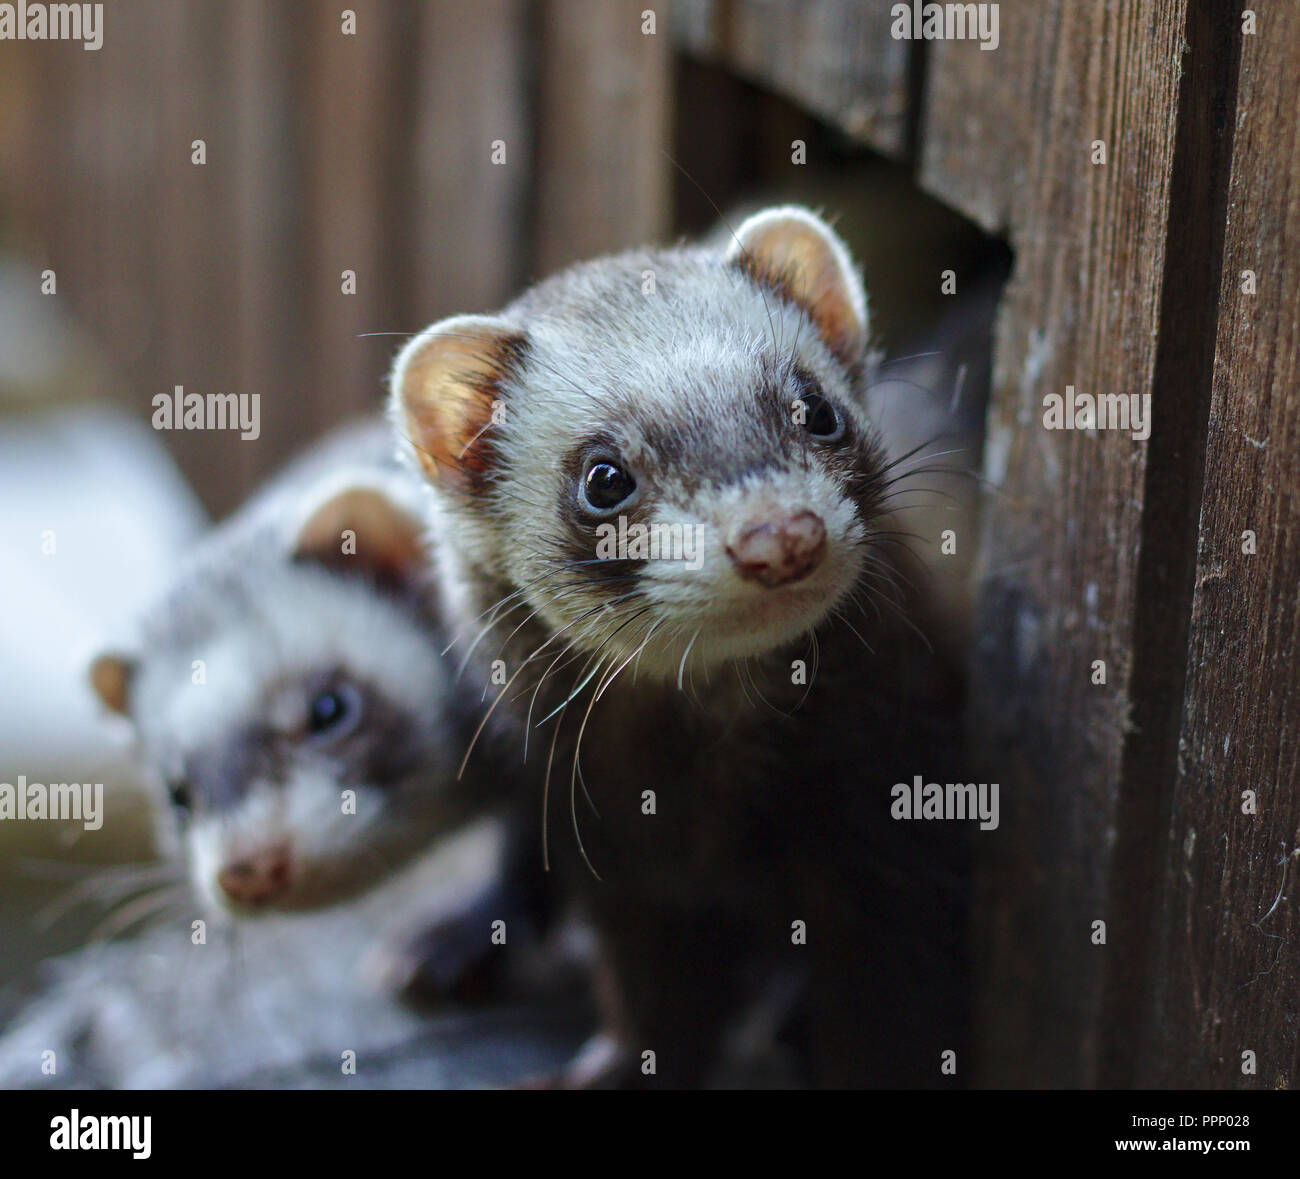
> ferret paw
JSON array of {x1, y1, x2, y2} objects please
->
[
  {"x1": 363, "y1": 912, "x2": 507, "y2": 1005},
  {"x1": 517, "y1": 1032, "x2": 646, "y2": 1089}
]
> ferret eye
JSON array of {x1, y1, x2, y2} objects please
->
[
  {"x1": 167, "y1": 779, "x2": 192, "y2": 811},
  {"x1": 307, "y1": 684, "x2": 360, "y2": 738},
  {"x1": 582, "y1": 461, "x2": 636, "y2": 513},
  {"x1": 797, "y1": 393, "x2": 844, "y2": 442}
]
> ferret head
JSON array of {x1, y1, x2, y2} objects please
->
[
  {"x1": 90, "y1": 476, "x2": 462, "y2": 917},
  {"x1": 391, "y1": 206, "x2": 889, "y2": 681}
]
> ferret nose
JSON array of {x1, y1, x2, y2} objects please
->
[
  {"x1": 726, "y1": 510, "x2": 827, "y2": 587},
  {"x1": 218, "y1": 844, "x2": 291, "y2": 906}
]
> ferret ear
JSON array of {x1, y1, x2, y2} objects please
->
[
  {"x1": 292, "y1": 483, "x2": 427, "y2": 588},
  {"x1": 389, "y1": 314, "x2": 527, "y2": 492},
  {"x1": 726, "y1": 206, "x2": 868, "y2": 366},
  {"x1": 89, "y1": 653, "x2": 135, "y2": 717}
]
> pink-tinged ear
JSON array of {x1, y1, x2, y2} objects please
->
[
  {"x1": 89, "y1": 652, "x2": 135, "y2": 717},
  {"x1": 388, "y1": 314, "x2": 527, "y2": 493},
  {"x1": 291, "y1": 482, "x2": 427, "y2": 586},
  {"x1": 726, "y1": 206, "x2": 868, "y2": 366}
]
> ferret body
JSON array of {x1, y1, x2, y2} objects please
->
[
  {"x1": 392, "y1": 207, "x2": 970, "y2": 1085},
  {"x1": 89, "y1": 419, "x2": 505, "y2": 924}
]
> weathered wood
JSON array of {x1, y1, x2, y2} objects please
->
[
  {"x1": 1140, "y1": 6, "x2": 1300, "y2": 1089},
  {"x1": 1097, "y1": 0, "x2": 1242, "y2": 1088},
  {"x1": 300, "y1": 0, "x2": 395, "y2": 426},
  {"x1": 919, "y1": 0, "x2": 1195, "y2": 1086},
  {"x1": 673, "y1": 0, "x2": 910, "y2": 158},
  {"x1": 1, "y1": 2, "x2": 291, "y2": 513},
  {"x1": 411, "y1": 0, "x2": 532, "y2": 317},
  {"x1": 142, "y1": 1, "x2": 252, "y2": 515},
  {"x1": 224, "y1": 1, "x2": 309, "y2": 501},
  {"x1": 533, "y1": 0, "x2": 674, "y2": 272},
  {"x1": 0, "y1": 9, "x2": 170, "y2": 410}
]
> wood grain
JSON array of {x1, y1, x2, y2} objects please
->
[
  {"x1": 411, "y1": 0, "x2": 532, "y2": 318},
  {"x1": 533, "y1": 0, "x2": 673, "y2": 273},
  {"x1": 673, "y1": 0, "x2": 910, "y2": 157},
  {"x1": 149, "y1": 0, "x2": 250, "y2": 514},
  {"x1": 1140, "y1": 4, "x2": 1300, "y2": 1088},
  {"x1": 920, "y1": 0, "x2": 1194, "y2": 1086},
  {"x1": 298, "y1": 1, "x2": 401, "y2": 429}
]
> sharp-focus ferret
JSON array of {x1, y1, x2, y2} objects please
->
[
  {"x1": 89, "y1": 420, "x2": 502, "y2": 926},
  {"x1": 391, "y1": 207, "x2": 971, "y2": 1086}
]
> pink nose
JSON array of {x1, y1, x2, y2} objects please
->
[
  {"x1": 726, "y1": 511, "x2": 827, "y2": 587},
  {"x1": 218, "y1": 844, "x2": 292, "y2": 906}
]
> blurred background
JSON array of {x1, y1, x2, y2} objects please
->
[{"x1": 0, "y1": 0, "x2": 1004, "y2": 1085}]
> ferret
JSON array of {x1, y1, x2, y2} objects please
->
[
  {"x1": 390, "y1": 206, "x2": 971, "y2": 1086},
  {"x1": 88, "y1": 420, "x2": 505, "y2": 930}
]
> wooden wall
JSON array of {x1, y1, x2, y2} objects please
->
[{"x1": 0, "y1": 0, "x2": 670, "y2": 516}]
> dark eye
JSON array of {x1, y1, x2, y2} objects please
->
[
  {"x1": 582, "y1": 461, "x2": 636, "y2": 513},
  {"x1": 797, "y1": 392, "x2": 844, "y2": 442},
  {"x1": 167, "y1": 779, "x2": 192, "y2": 811},
  {"x1": 307, "y1": 685, "x2": 360, "y2": 737}
]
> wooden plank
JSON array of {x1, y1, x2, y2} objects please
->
[
  {"x1": 411, "y1": 0, "x2": 532, "y2": 317},
  {"x1": 918, "y1": 0, "x2": 1198, "y2": 1087},
  {"x1": 147, "y1": 0, "x2": 254, "y2": 515},
  {"x1": 917, "y1": 0, "x2": 1055, "y2": 235},
  {"x1": 1095, "y1": 0, "x2": 1242, "y2": 1087},
  {"x1": 297, "y1": 0, "x2": 398, "y2": 427},
  {"x1": 1140, "y1": 6, "x2": 1300, "y2": 1089},
  {"x1": 672, "y1": 0, "x2": 910, "y2": 158},
  {"x1": 534, "y1": 0, "x2": 673, "y2": 273},
  {"x1": 221, "y1": 0, "x2": 305, "y2": 501},
  {"x1": 0, "y1": 37, "x2": 77, "y2": 362},
  {"x1": 0, "y1": 17, "x2": 147, "y2": 409},
  {"x1": 91, "y1": 0, "x2": 157, "y2": 410}
]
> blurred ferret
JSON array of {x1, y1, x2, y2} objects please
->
[{"x1": 88, "y1": 420, "x2": 501, "y2": 923}]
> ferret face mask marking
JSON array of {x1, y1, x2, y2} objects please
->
[
  {"x1": 91, "y1": 480, "x2": 455, "y2": 916},
  {"x1": 393, "y1": 207, "x2": 886, "y2": 679}
]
